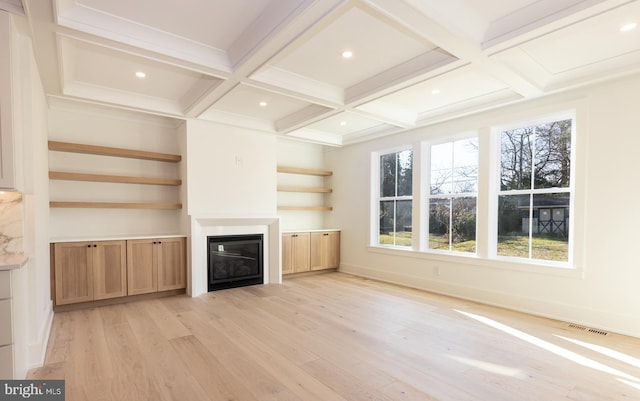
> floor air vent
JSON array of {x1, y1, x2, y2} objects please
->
[{"x1": 568, "y1": 323, "x2": 609, "y2": 336}]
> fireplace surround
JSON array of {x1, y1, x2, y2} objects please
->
[{"x1": 189, "y1": 216, "x2": 281, "y2": 297}]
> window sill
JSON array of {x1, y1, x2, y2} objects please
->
[{"x1": 367, "y1": 245, "x2": 583, "y2": 279}]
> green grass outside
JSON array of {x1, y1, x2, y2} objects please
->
[
  {"x1": 498, "y1": 235, "x2": 568, "y2": 261},
  {"x1": 379, "y1": 232, "x2": 568, "y2": 261}
]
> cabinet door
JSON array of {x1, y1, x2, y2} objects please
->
[
  {"x1": 325, "y1": 231, "x2": 340, "y2": 269},
  {"x1": 54, "y1": 242, "x2": 93, "y2": 305},
  {"x1": 292, "y1": 232, "x2": 310, "y2": 273},
  {"x1": 127, "y1": 239, "x2": 157, "y2": 295},
  {"x1": 282, "y1": 233, "x2": 311, "y2": 275},
  {"x1": 157, "y1": 237, "x2": 186, "y2": 291},
  {"x1": 310, "y1": 231, "x2": 340, "y2": 271},
  {"x1": 93, "y1": 240, "x2": 127, "y2": 300},
  {"x1": 281, "y1": 233, "x2": 294, "y2": 275}
]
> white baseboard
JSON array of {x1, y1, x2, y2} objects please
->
[{"x1": 28, "y1": 300, "x2": 54, "y2": 371}]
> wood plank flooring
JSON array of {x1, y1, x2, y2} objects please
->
[{"x1": 29, "y1": 272, "x2": 640, "y2": 401}]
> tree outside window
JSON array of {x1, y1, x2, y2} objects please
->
[
  {"x1": 497, "y1": 118, "x2": 572, "y2": 262},
  {"x1": 428, "y1": 138, "x2": 478, "y2": 253},
  {"x1": 379, "y1": 150, "x2": 412, "y2": 246}
]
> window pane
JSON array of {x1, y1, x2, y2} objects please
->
[
  {"x1": 453, "y1": 138, "x2": 479, "y2": 193},
  {"x1": 380, "y1": 153, "x2": 396, "y2": 197},
  {"x1": 429, "y1": 198, "x2": 450, "y2": 250},
  {"x1": 501, "y1": 128, "x2": 533, "y2": 190},
  {"x1": 534, "y1": 120, "x2": 572, "y2": 189},
  {"x1": 497, "y1": 194, "x2": 530, "y2": 258},
  {"x1": 397, "y1": 150, "x2": 413, "y2": 196},
  {"x1": 395, "y1": 200, "x2": 412, "y2": 246},
  {"x1": 379, "y1": 200, "x2": 394, "y2": 244},
  {"x1": 431, "y1": 143, "x2": 452, "y2": 195},
  {"x1": 531, "y1": 193, "x2": 569, "y2": 262},
  {"x1": 452, "y1": 197, "x2": 476, "y2": 253}
]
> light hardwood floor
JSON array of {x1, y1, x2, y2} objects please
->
[{"x1": 30, "y1": 272, "x2": 640, "y2": 401}]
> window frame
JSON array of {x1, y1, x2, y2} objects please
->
[
  {"x1": 490, "y1": 111, "x2": 577, "y2": 267},
  {"x1": 371, "y1": 146, "x2": 414, "y2": 248},
  {"x1": 424, "y1": 134, "x2": 479, "y2": 255}
]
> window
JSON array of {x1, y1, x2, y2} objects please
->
[
  {"x1": 496, "y1": 116, "x2": 573, "y2": 263},
  {"x1": 428, "y1": 138, "x2": 478, "y2": 253},
  {"x1": 378, "y1": 149, "x2": 413, "y2": 246}
]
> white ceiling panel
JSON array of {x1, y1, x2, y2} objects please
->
[
  {"x1": 303, "y1": 111, "x2": 386, "y2": 136},
  {"x1": 205, "y1": 84, "x2": 313, "y2": 122},
  {"x1": 59, "y1": 36, "x2": 221, "y2": 114},
  {"x1": 75, "y1": 0, "x2": 273, "y2": 49},
  {"x1": 519, "y1": 2, "x2": 640, "y2": 75},
  {"x1": 271, "y1": 4, "x2": 436, "y2": 89},
  {"x1": 357, "y1": 65, "x2": 511, "y2": 121}
]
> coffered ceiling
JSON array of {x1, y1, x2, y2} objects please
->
[{"x1": 19, "y1": 0, "x2": 640, "y2": 146}]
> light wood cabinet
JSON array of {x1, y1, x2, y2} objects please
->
[
  {"x1": 126, "y1": 239, "x2": 156, "y2": 295},
  {"x1": 127, "y1": 237, "x2": 186, "y2": 295},
  {"x1": 157, "y1": 237, "x2": 186, "y2": 291},
  {"x1": 310, "y1": 231, "x2": 340, "y2": 271},
  {"x1": 282, "y1": 232, "x2": 310, "y2": 274},
  {"x1": 53, "y1": 240, "x2": 127, "y2": 305},
  {"x1": 282, "y1": 231, "x2": 340, "y2": 275}
]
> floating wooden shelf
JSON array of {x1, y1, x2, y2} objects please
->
[
  {"x1": 277, "y1": 186, "x2": 332, "y2": 193},
  {"x1": 278, "y1": 206, "x2": 333, "y2": 211},
  {"x1": 277, "y1": 166, "x2": 332, "y2": 176},
  {"x1": 48, "y1": 141, "x2": 181, "y2": 163},
  {"x1": 50, "y1": 202, "x2": 182, "y2": 210},
  {"x1": 49, "y1": 171, "x2": 182, "y2": 186}
]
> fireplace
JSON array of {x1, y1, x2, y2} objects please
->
[{"x1": 207, "y1": 234, "x2": 263, "y2": 291}]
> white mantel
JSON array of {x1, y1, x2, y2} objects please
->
[{"x1": 189, "y1": 215, "x2": 281, "y2": 297}]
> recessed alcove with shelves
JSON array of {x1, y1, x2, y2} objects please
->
[
  {"x1": 276, "y1": 165, "x2": 333, "y2": 212},
  {"x1": 48, "y1": 140, "x2": 182, "y2": 210}
]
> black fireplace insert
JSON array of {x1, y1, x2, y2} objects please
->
[{"x1": 207, "y1": 234, "x2": 263, "y2": 291}]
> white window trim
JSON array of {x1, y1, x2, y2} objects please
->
[
  {"x1": 489, "y1": 110, "x2": 577, "y2": 268},
  {"x1": 370, "y1": 145, "x2": 414, "y2": 248},
  {"x1": 368, "y1": 102, "x2": 586, "y2": 276},
  {"x1": 422, "y1": 133, "x2": 479, "y2": 255}
]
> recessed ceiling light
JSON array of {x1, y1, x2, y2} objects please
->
[
  {"x1": 340, "y1": 121, "x2": 347, "y2": 126},
  {"x1": 431, "y1": 89, "x2": 441, "y2": 95},
  {"x1": 135, "y1": 71, "x2": 146, "y2": 78},
  {"x1": 341, "y1": 50, "x2": 353, "y2": 59},
  {"x1": 259, "y1": 101, "x2": 268, "y2": 107},
  {"x1": 620, "y1": 22, "x2": 637, "y2": 32}
]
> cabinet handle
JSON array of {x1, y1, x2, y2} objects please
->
[
  {"x1": 87, "y1": 245, "x2": 91, "y2": 248},
  {"x1": 153, "y1": 241, "x2": 157, "y2": 244},
  {"x1": 158, "y1": 241, "x2": 162, "y2": 244},
  {"x1": 94, "y1": 244, "x2": 97, "y2": 247}
]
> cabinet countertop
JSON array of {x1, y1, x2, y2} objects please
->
[
  {"x1": 51, "y1": 234, "x2": 187, "y2": 243},
  {"x1": 0, "y1": 253, "x2": 28, "y2": 271}
]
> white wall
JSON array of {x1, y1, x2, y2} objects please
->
[
  {"x1": 7, "y1": 14, "x2": 52, "y2": 377},
  {"x1": 185, "y1": 119, "x2": 277, "y2": 216},
  {"x1": 326, "y1": 74, "x2": 640, "y2": 337},
  {"x1": 48, "y1": 103, "x2": 183, "y2": 239}
]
